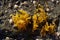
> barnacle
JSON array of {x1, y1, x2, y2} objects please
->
[{"x1": 11, "y1": 9, "x2": 31, "y2": 31}]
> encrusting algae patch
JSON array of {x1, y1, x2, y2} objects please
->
[
  {"x1": 11, "y1": 9, "x2": 31, "y2": 31},
  {"x1": 11, "y1": 6, "x2": 58, "y2": 37}
]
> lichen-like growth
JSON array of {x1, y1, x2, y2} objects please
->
[
  {"x1": 11, "y1": 5, "x2": 57, "y2": 37},
  {"x1": 40, "y1": 21, "x2": 56, "y2": 37},
  {"x1": 11, "y1": 9, "x2": 31, "y2": 31},
  {"x1": 32, "y1": 6, "x2": 48, "y2": 31},
  {"x1": 37, "y1": 8, "x2": 48, "y2": 23},
  {"x1": 32, "y1": 13, "x2": 38, "y2": 31}
]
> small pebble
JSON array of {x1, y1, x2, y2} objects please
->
[
  {"x1": 46, "y1": 8, "x2": 50, "y2": 12},
  {"x1": 36, "y1": 39, "x2": 42, "y2": 40},
  {"x1": 9, "y1": 19, "x2": 13, "y2": 24},
  {"x1": 8, "y1": 3, "x2": 11, "y2": 8},
  {"x1": 51, "y1": 0, "x2": 55, "y2": 2},
  {"x1": 14, "y1": 4, "x2": 18, "y2": 8},
  {"x1": 5, "y1": 37, "x2": 10, "y2": 40},
  {"x1": 56, "y1": 32, "x2": 60, "y2": 36},
  {"x1": 33, "y1": 1, "x2": 36, "y2": 4},
  {"x1": 5, "y1": 10, "x2": 8, "y2": 13},
  {"x1": 24, "y1": 1, "x2": 27, "y2": 4},
  {"x1": 56, "y1": 0, "x2": 59, "y2": 4}
]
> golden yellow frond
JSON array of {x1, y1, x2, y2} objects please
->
[{"x1": 11, "y1": 10, "x2": 30, "y2": 31}]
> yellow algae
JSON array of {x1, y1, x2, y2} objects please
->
[
  {"x1": 32, "y1": 13, "x2": 38, "y2": 31},
  {"x1": 38, "y1": 8, "x2": 48, "y2": 23},
  {"x1": 40, "y1": 21, "x2": 56, "y2": 37},
  {"x1": 11, "y1": 10, "x2": 30, "y2": 31},
  {"x1": 10, "y1": 5, "x2": 57, "y2": 37}
]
